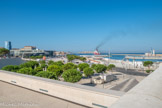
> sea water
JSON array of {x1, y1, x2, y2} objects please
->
[{"x1": 75, "y1": 53, "x2": 162, "y2": 62}]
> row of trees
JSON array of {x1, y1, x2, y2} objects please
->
[
  {"x1": 1, "y1": 60, "x2": 116, "y2": 83},
  {"x1": 66, "y1": 54, "x2": 86, "y2": 62},
  {"x1": 30, "y1": 55, "x2": 44, "y2": 59}
]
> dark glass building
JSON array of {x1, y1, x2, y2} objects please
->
[{"x1": 5, "y1": 41, "x2": 12, "y2": 50}]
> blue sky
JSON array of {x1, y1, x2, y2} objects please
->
[{"x1": 0, "y1": 0, "x2": 162, "y2": 53}]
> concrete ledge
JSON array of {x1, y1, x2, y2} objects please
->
[
  {"x1": 0, "y1": 70, "x2": 124, "y2": 108},
  {"x1": 110, "y1": 65, "x2": 162, "y2": 108}
]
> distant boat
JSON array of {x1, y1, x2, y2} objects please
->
[{"x1": 94, "y1": 49, "x2": 100, "y2": 55}]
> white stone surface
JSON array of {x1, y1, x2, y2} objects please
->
[
  {"x1": 0, "y1": 70, "x2": 124, "y2": 108},
  {"x1": 110, "y1": 64, "x2": 162, "y2": 108}
]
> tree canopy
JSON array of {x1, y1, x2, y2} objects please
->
[
  {"x1": 2, "y1": 65, "x2": 20, "y2": 72},
  {"x1": 143, "y1": 61, "x2": 153, "y2": 67},
  {"x1": 34, "y1": 66, "x2": 43, "y2": 72},
  {"x1": 94, "y1": 64, "x2": 107, "y2": 73},
  {"x1": 0, "y1": 48, "x2": 9, "y2": 57},
  {"x1": 53, "y1": 61, "x2": 64, "y2": 67},
  {"x1": 30, "y1": 55, "x2": 43, "y2": 59},
  {"x1": 66, "y1": 54, "x2": 86, "y2": 62},
  {"x1": 63, "y1": 62, "x2": 77, "y2": 70},
  {"x1": 48, "y1": 61, "x2": 64, "y2": 67},
  {"x1": 107, "y1": 64, "x2": 116, "y2": 71},
  {"x1": 83, "y1": 67, "x2": 94, "y2": 77},
  {"x1": 78, "y1": 63, "x2": 89, "y2": 71},
  {"x1": 62, "y1": 69, "x2": 82, "y2": 83},
  {"x1": 36, "y1": 71, "x2": 57, "y2": 79},
  {"x1": 47, "y1": 65, "x2": 63, "y2": 77},
  {"x1": 20, "y1": 61, "x2": 39, "y2": 69},
  {"x1": 48, "y1": 60, "x2": 55, "y2": 65},
  {"x1": 17, "y1": 67, "x2": 36, "y2": 75},
  {"x1": 91, "y1": 64, "x2": 97, "y2": 69}
]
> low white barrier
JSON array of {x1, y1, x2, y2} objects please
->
[
  {"x1": 0, "y1": 70, "x2": 124, "y2": 108},
  {"x1": 110, "y1": 64, "x2": 162, "y2": 108}
]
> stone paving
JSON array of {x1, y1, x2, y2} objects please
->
[{"x1": 0, "y1": 81, "x2": 86, "y2": 108}]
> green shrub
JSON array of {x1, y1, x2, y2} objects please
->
[{"x1": 146, "y1": 70, "x2": 154, "y2": 73}]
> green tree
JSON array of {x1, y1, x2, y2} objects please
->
[
  {"x1": 2, "y1": 65, "x2": 20, "y2": 72},
  {"x1": 17, "y1": 67, "x2": 36, "y2": 75},
  {"x1": 47, "y1": 65, "x2": 63, "y2": 78},
  {"x1": 78, "y1": 63, "x2": 89, "y2": 71},
  {"x1": 79, "y1": 57, "x2": 86, "y2": 61},
  {"x1": 39, "y1": 60, "x2": 47, "y2": 68},
  {"x1": 20, "y1": 61, "x2": 39, "y2": 69},
  {"x1": 91, "y1": 64, "x2": 97, "y2": 69},
  {"x1": 143, "y1": 61, "x2": 153, "y2": 70},
  {"x1": 62, "y1": 69, "x2": 82, "y2": 83},
  {"x1": 53, "y1": 61, "x2": 64, "y2": 67},
  {"x1": 34, "y1": 66, "x2": 43, "y2": 72},
  {"x1": 83, "y1": 67, "x2": 94, "y2": 77},
  {"x1": 94, "y1": 64, "x2": 107, "y2": 73},
  {"x1": 36, "y1": 71, "x2": 57, "y2": 79},
  {"x1": 13, "y1": 65, "x2": 20, "y2": 72},
  {"x1": 30, "y1": 55, "x2": 43, "y2": 59},
  {"x1": 66, "y1": 54, "x2": 86, "y2": 62},
  {"x1": 48, "y1": 60, "x2": 55, "y2": 65},
  {"x1": 107, "y1": 64, "x2": 116, "y2": 71},
  {"x1": 40, "y1": 63, "x2": 47, "y2": 68},
  {"x1": 63, "y1": 63, "x2": 77, "y2": 70},
  {"x1": 0, "y1": 48, "x2": 9, "y2": 57},
  {"x1": 66, "y1": 55, "x2": 76, "y2": 62},
  {"x1": 40, "y1": 60, "x2": 46, "y2": 64}
]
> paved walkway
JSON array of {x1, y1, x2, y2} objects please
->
[{"x1": 0, "y1": 81, "x2": 87, "y2": 108}]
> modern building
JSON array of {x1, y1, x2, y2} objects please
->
[
  {"x1": 54, "y1": 51, "x2": 68, "y2": 57},
  {"x1": 145, "y1": 49, "x2": 156, "y2": 56},
  {"x1": 10, "y1": 46, "x2": 55, "y2": 57},
  {"x1": 4, "y1": 41, "x2": 12, "y2": 50},
  {"x1": 21, "y1": 46, "x2": 36, "y2": 50}
]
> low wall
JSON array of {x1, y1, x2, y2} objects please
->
[
  {"x1": 0, "y1": 70, "x2": 124, "y2": 108},
  {"x1": 110, "y1": 64, "x2": 162, "y2": 108}
]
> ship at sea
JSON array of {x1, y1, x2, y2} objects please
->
[{"x1": 93, "y1": 48, "x2": 100, "y2": 55}]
